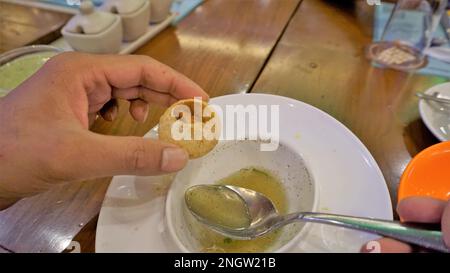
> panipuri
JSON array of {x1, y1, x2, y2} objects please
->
[{"x1": 159, "y1": 99, "x2": 220, "y2": 159}]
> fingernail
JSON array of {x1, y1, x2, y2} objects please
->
[
  {"x1": 161, "y1": 147, "x2": 188, "y2": 172},
  {"x1": 105, "y1": 106, "x2": 118, "y2": 121},
  {"x1": 141, "y1": 110, "x2": 149, "y2": 123},
  {"x1": 444, "y1": 236, "x2": 450, "y2": 250}
]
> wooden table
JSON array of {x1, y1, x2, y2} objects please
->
[
  {"x1": 0, "y1": 0, "x2": 447, "y2": 253},
  {"x1": 0, "y1": 2, "x2": 70, "y2": 53},
  {"x1": 0, "y1": 0, "x2": 301, "y2": 253},
  {"x1": 252, "y1": 0, "x2": 447, "y2": 209}
]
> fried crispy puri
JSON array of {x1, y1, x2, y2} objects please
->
[{"x1": 159, "y1": 99, "x2": 219, "y2": 159}]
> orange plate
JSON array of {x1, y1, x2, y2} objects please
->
[{"x1": 399, "y1": 141, "x2": 450, "y2": 202}]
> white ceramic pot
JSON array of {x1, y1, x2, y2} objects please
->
[
  {"x1": 101, "y1": 0, "x2": 151, "y2": 42},
  {"x1": 62, "y1": 1, "x2": 123, "y2": 54},
  {"x1": 150, "y1": 0, "x2": 173, "y2": 23}
]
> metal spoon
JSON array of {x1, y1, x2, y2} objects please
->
[
  {"x1": 185, "y1": 185, "x2": 449, "y2": 252},
  {"x1": 416, "y1": 92, "x2": 450, "y2": 105}
]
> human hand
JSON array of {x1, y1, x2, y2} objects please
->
[
  {"x1": 361, "y1": 196, "x2": 450, "y2": 253},
  {"x1": 0, "y1": 52, "x2": 208, "y2": 209}
]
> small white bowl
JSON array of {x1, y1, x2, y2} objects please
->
[
  {"x1": 0, "y1": 45, "x2": 62, "y2": 96},
  {"x1": 418, "y1": 82, "x2": 450, "y2": 142},
  {"x1": 166, "y1": 140, "x2": 319, "y2": 253}
]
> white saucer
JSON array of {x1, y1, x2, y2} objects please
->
[
  {"x1": 419, "y1": 82, "x2": 450, "y2": 142},
  {"x1": 95, "y1": 94, "x2": 393, "y2": 253}
]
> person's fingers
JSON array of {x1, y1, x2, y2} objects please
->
[
  {"x1": 361, "y1": 238, "x2": 413, "y2": 253},
  {"x1": 112, "y1": 87, "x2": 178, "y2": 106},
  {"x1": 83, "y1": 54, "x2": 209, "y2": 101},
  {"x1": 99, "y1": 99, "x2": 119, "y2": 121},
  {"x1": 361, "y1": 197, "x2": 450, "y2": 253},
  {"x1": 129, "y1": 99, "x2": 149, "y2": 123},
  {"x1": 62, "y1": 132, "x2": 189, "y2": 179},
  {"x1": 397, "y1": 196, "x2": 447, "y2": 223},
  {"x1": 442, "y1": 201, "x2": 450, "y2": 248},
  {"x1": 88, "y1": 113, "x2": 98, "y2": 127}
]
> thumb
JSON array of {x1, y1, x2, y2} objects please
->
[
  {"x1": 397, "y1": 196, "x2": 446, "y2": 223},
  {"x1": 442, "y1": 201, "x2": 450, "y2": 248},
  {"x1": 70, "y1": 132, "x2": 189, "y2": 179}
]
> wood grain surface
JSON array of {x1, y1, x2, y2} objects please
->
[
  {"x1": 3, "y1": 0, "x2": 445, "y2": 253},
  {"x1": 252, "y1": 0, "x2": 447, "y2": 209},
  {"x1": 0, "y1": 0, "x2": 301, "y2": 253},
  {"x1": 0, "y1": 2, "x2": 70, "y2": 53}
]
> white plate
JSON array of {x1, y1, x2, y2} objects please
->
[
  {"x1": 95, "y1": 94, "x2": 392, "y2": 253},
  {"x1": 419, "y1": 82, "x2": 450, "y2": 142}
]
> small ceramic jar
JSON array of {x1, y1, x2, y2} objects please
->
[
  {"x1": 151, "y1": 0, "x2": 173, "y2": 23},
  {"x1": 101, "y1": 0, "x2": 151, "y2": 42},
  {"x1": 61, "y1": 1, "x2": 123, "y2": 54}
]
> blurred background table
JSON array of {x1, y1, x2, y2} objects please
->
[
  {"x1": 0, "y1": 0, "x2": 447, "y2": 253},
  {"x1": 0, "y1": 1, "x2": 70, "y2": 53},
  {"x1": 252, "y1": 0, "x2": 446, "y2": 207}
]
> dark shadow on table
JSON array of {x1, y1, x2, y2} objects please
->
[{"x1": 403, "y1": 118, "x2": 439, "y2": 158}]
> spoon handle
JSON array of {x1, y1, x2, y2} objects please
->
[
  {"x1": 289, "y1": 212, "x2": 448, "y2": 252},
  {"x1": 416, "y1": 92, "x2": 450, "y2": 104}
]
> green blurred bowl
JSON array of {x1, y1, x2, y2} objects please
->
[{"x1": 0, "y1": 45, "x2": 62, "y2": 97}]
